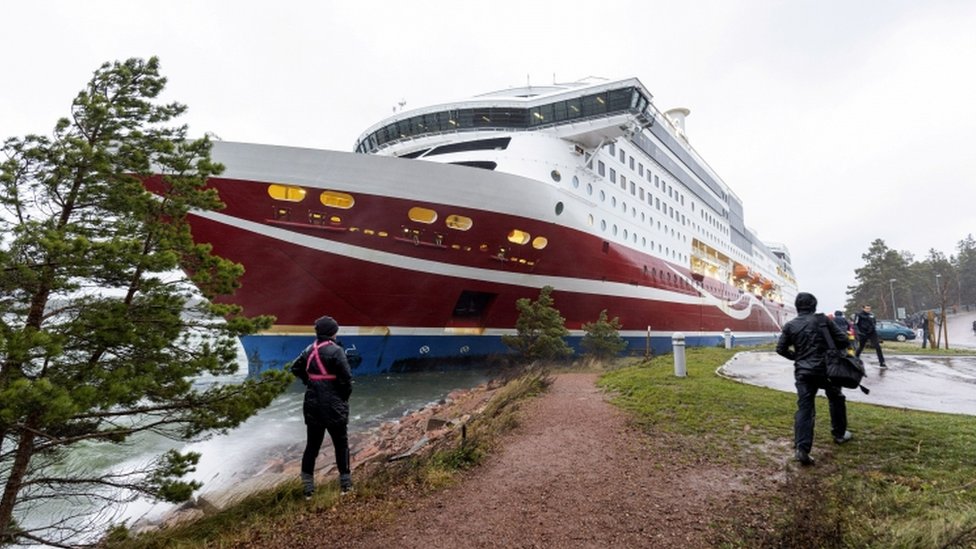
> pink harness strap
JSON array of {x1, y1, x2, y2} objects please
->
[{"x1": 306, "y1": 340, "x2": 337, "y2": 381}]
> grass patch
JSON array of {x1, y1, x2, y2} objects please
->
[{"x1": 599, "y1": 347, "x2": 976, "y2": 548}]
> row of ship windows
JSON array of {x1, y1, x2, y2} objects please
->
[
  {"x1": 267, "y1": 184, "x2": 548, "y2": 250},
  {"x1": 603, "y1": 142, "x2": 730, "y2": 237},
  {"x1": 585, "y1": 212, "x2": 689, "y2": 263}
]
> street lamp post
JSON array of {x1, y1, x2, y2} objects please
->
[{"x1": 889, "y1": 278, "x2": 897, "y2": 320}]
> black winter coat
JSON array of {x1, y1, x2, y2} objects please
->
[
  {"x1": 290, "y1": 337, "x2": 352, "y2": 427},
  {"x1": 777, "y1": 312, "x2": 850, "y2": 374},
  {"x1": 854, "y1": 311, "x2": 877, "y2": 336}
]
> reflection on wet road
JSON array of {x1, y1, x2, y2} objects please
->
[{"x1": 719, "y1": 351, "x2": 976, "y2": 416}]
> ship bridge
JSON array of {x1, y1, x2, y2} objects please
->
[{"x1": 354, "y1": 79, "x2": 656, "y2": 155}]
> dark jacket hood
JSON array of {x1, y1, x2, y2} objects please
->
[{"x1": 795, "y1": 292, "x2": 818, "y2": 314}]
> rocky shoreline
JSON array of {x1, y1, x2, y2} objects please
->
[{"x1": 135, "y1": 378, "x2": 504, "y2": 532}]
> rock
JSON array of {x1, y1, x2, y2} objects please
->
[{"x1": 426, "y1": 416, "x2": 452, "y2": 431}]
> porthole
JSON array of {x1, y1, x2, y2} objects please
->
[
  {"x1": 623, "y1": 229, "x2": 629, "y2": 240},
  {"x1": 588, "y1": 214, "x2": 594, "y2": 226},
  {"x1": 319, "y1": 190, "x2": 355, "y2": 209},
  {"x1": 268, "y1": 184, "x2": 306, "y2": 202},
  {"x1": 572, "y1": 175, "x2": 580, "y2": 189},
  {"x1": 600, "y1": 190, "x2": 606, "y2": 202},
  {"x1": 587, "y1": 183, "x2": 593, "y2": 195},
  {"x1": 532, "y1": 236, "x2": 548, "y2": 250},
  {"x1": 555, "y1": 202, "x2": 564, "y2": 215},
  {"x1": 445, "y1": 214, "x2": 473, "y2": 231},
  {"x1": 408, "y1": 206, "x2": 438, "y2": 224},
  {"x1": 600, "y1": 219, "x2": 607, "y2": 231},
  {"x1": 611, "y1": 196, "x2": 617, "y2": 207},
  {"x1": 507, "y1": 229, "x2": 531, "y2": 245},
  {"x1": 550, "y1": 170, "x2": 561, "y2": 182},
  {"x1": 612, "y1": 224, "x2": 618, "y2": 236}
]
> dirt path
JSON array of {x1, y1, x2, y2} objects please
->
[{"x1": 329, "y1": 372, "x2": 773, "y2": 548}]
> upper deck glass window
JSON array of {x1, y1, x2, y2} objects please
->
[{"x1": 408, "y1": 207, "x2": 438, "y2": 224}]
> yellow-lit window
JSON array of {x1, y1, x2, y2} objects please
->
[
  {"x1": 408, "y1": 207, "x2": 438, "y2": 224},
  {"x1": 445, "y1": 214, "x2": 473, "y2": 231},
  {"x1": 319, "y1": 191, "x2": 355, "y2": 209},
  {"x1": 507, "y1": 229, "x2": 531, "y2": 245},
  {"x1": 268, "y1": 184, "x2": 306, "y2": 202},
  {"x1": 532, "y1": 236, "x2": 548, "y2": 250}
]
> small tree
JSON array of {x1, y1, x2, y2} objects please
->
[
  {"x1": 501, "y1": 286, "x2": 572, "y2": 361},
  {"x1": 580, "y1": 309, "x2": 627, "y2": 359},
  {"x1": 0, "y1": 58, "x2": 291, "y2": 547}
]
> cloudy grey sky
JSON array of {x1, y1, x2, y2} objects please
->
[{"x1": 3, "y1": 0, "x2": 974, "y2": 313}]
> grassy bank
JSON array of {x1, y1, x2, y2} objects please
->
[{"x1": 599, "y1": 348, "x2": 976, "y2": 548}]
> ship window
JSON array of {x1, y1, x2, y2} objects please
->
[
  {"x1": 398, "y1": 148, "x2": 430, "y2": 159},
  {"x1": 532, "y1": 236, "x2": 548, "y2": 250},
  {"x1": 629, "y1": 157, "x2": 635, "y2": 170},
  {"x1": 609, "y1": 169, "x2": 616, "y2": 183},
  {"x1": 450, "y1": 161, "x2": 497, "y2": 170},
  {"x1": 608, "y1": 143, "x2": 615, "y2": 155},
  {"x1": 572, "y1": 176, "x2": 580, "y2": 189},
  {"x1": 554, "y1": 202, "x2": 564, "y2": 215},
  {"x1": 588, "y1": 214, "x2": 594, "y2": 226},
  {"x1": 425, "y1": 137, "x2": 511, "y2": 157},
  {"x1": 319, "y1": 190, "x2": 355, "y2": 209},
  {"x1": 600, "y1": 219, "x2": 607, "y2": 231},
  {"x1": 446, "y1": 214, "x2": 473, "y2": 231},
  {"x1": 268, "y1": 184, "x2": 306, "y2": 202},
  {"x1": 587, "y1": 183, "x2": 593, "y2": 195},
  {"x1": 507, "y1": 229, "x2": 531, "y2": 245},
  {"x1": 598, "y1": 161, "x2": 606, "y2": 177},
  {"x1": 619, "y1": 150, "x2": 625, "y2": 163},
  {"x1": 550, "y1": 170, "x2": 561, "y2": 182},
  {"x1": 408, "y1": 207, "x2": 438, "y2": 224},
  {"x1": 600, "y1": 190, "x2": 606, "y2": 202}
]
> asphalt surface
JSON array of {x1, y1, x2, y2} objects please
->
[{"x1": 719, "y1": 310, "x2": 976, "y2": 416}]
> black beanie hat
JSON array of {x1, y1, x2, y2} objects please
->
[
  {"x1": 314, "y1": 315, "x2": 339, "y2": 338},
  {"x1": 795, "y1": 292, "x2": 818, "y2": 313}
]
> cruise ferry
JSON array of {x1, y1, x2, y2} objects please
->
[{"x1": 172, "y1": 77, "x2": 798, "y2": 375}]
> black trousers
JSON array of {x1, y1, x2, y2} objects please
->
[
  {"x1": 302, "y1": 422, "x2": 350, "y2": 476},
  {"x1": 794, "y1": 372, "x2": 847, "y2": 453},
  {"x1": 855, "y1": 332, "x2": 885, "y2": 364}
]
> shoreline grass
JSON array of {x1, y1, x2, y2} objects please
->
[{"x1": 598, "y1": 347, "x2": 976, "y2": 548}]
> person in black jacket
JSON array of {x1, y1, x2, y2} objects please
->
[
  {"x1": 290, "y1": 315, "x2": 353, "y2": 497},
  {"x1": 776, "y1": 292, "x2": 853, "y2": 466},
  {"x1": 853, "y1": 304, "x2": 886, "y2": 368}
]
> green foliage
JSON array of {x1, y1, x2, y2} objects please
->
[
  {"x1": 580, "y1": 309, "x2": 627, "y2": 359},
  {"x1": 846, "y1": 236, "x2": 974, "y2": 319},
  {"x1": 0, "y1": 57, "x2": 291, "y2": 547},
  {"x1": 501, "y1": 286, "x2": 573, "y2": 361}
]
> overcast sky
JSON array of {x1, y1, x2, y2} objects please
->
[{"x1": 4, "y1": 0, "x2": 974, "y2": 314}]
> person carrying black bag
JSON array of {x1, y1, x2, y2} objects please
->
[{"x1": 776, "y1": 292, "x2": 853, "y2": 466}]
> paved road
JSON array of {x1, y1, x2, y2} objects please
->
[{"x1": 719, "y1": 311, "x2": 976, "y2": 416}]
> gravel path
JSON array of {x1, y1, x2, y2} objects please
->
[{"x1": 332, "y1": 372, "x2": 773, "y2": 548}]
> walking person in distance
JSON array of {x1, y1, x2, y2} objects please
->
[
  {"x1": 854, "y1": 304, "x2": 886, "y2": 368},
  {"x1": 290, "y1": 315, "x2": 354, "y2": 497},
  {"x1": 776, "y1": 292, "x2": 853, "y2": 466}
]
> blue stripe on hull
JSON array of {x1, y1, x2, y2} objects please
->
[{"x1": 242, "y1": 332, "x2": 778, "y2": 376}]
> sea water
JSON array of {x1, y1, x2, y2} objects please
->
[{"x1": 14, "y1": 356, "x2": 493, "y2": 546}]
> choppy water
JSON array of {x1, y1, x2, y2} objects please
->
[{"x1": 16, "y1": 358, "x2": 493, "y2": 546}]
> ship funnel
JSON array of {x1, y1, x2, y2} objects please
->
[{"x1": 664, "y1": 108, "x2": 690, "y2": 141}]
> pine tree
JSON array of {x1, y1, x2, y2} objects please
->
[
  {"x1": 580, "y1": 309, "x2": 627, "y2": 359},
  {"x1": 0, "y1": 58, "x2": 291, "y2": 546},
  {"x1": 501, "y1": 286, "x2": 572, "y2": 361}
]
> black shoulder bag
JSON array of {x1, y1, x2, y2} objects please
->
[{"x1": 818, "y1": 315, "x2": 870, "y2": 394}]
